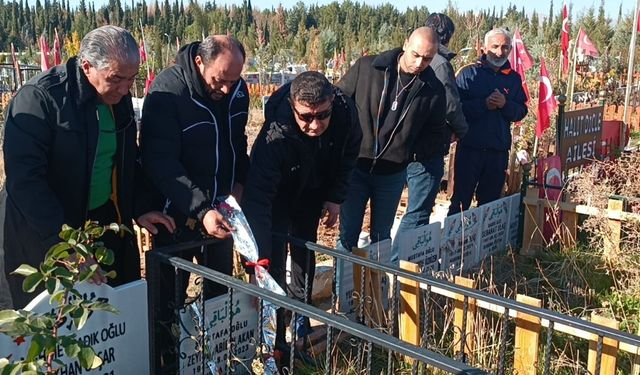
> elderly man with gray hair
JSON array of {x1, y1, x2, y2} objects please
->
[
  {"x1": 3, "y1": 25, "x2": 175, "y2": 308},
  {"x1": 448, "y1": 28, "x2": 528, "y2": 215}
]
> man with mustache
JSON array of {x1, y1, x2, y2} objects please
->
[
  {"x1": 336, "y1": 27, "x2": 446, "y2": 264},
  {"x1": 140, "y1": 35, "x2": 249, "y2": 371},
  {"x1": 448, "y1": 28, "x2": 528, "y2": 215}
]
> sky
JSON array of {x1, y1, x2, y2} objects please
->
[{"x1": 68, "y1": 0, "x2": 636, "y2": 21}]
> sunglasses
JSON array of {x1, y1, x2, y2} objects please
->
[{"x1": 290, "y1": 101, "x2": 332, "y2": 123}]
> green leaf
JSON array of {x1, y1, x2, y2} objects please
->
[
  {"x1": 49, "y1": 289, "x2": 66, "y2": 305},
  {"x1": 95, "y1": 247, "x2": 114, "y2": 266},
  {"x1": 26, "y1": 335, "x2": 43, "y2": 361},
  {"x1": 74, "y1": 243, "x2": 89, "y2": 258},
  {"x1": 108, "y1": 223, "x2": 121, "y2": 233},
  {"x1": 0, "y1": 310, "x2": 20, "y2": 324},
  {"x1": 45, "y1": 242, "x2": 72, "y2": 260},
  {"x1": 60, "y1": 304, "x2": 76, "y2": 317},
  {"x1": 90, "y1": 301, "x2": 118, "y2": 314},
  {"x1": 89, "y1": 353, "x2": 103, "y2": 369},
  {"x1": 45, "y1": 278, "x2": 58, "y2": 295},
  {"x1": 77, "y1": 347, "x2": 96, "y2": 369},
  {"x1": 11, "y1": 264, "x2": 37, "y2": 277},
  {"x1": 52, "y1": 267, "x2": 73, "y2": 280},
  {"x1": 59, "y1": 225, "x2": 74, "y2": 240},
  {"x1": 104, "y1": 270, "x2": 117, "y2": 279},
  {"x1": 22, "y1": 273, "x2": 43, "y2": 293},
  {"x1": 74, "y1": 308, "x2": 90, "y2": 330},
  {"x1": 63, "y1": 342, "x2": 81, "y2": 358}
]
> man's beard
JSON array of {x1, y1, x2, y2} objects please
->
[{"x1": 486, "y1": 54, "x2": 508, "y2": 68}]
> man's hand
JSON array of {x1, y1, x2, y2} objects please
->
[
  {"x1": 321, "y1": 201, "x2": 340, "y2": 228},
  {"x1": 488, "y1": 89, "x2": 506, "y2": 109},
  {"x1": 202, "y1": 209, "x2": 234, "y2": 239},
  {"x1": 136, "y1": 211, "x2": 176, "y2": 235}
]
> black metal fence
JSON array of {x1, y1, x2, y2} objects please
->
[
  {"x1": 146, "y1": 238, "x2": 489, "y2": 375},
  {"x1": 147, "y1": 236, "x2": 640, "y2": 375}
]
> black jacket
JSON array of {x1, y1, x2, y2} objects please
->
[
  {"x1": 337, "y1": 48, "x2": 446, "y2": 170},
  {"x1": 140, "y1": 42, "x2": 250, "y2": 232},
  {"x1": 3, "y1": 57, "x2": 139, "y2": 276},
  {"x1": 241, "y1": 83, "x2": 361, "y2": 260}
]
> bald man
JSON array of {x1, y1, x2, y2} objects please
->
[
  {"x1": 140, "y1": 35, "x2": 250, "y2": 371},
  {"x1": 337, "y1": 27, "x2": 446, "y2": 263}
]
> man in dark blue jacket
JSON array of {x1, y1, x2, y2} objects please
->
[
  {"x1": 140, "y1": 35, "x2": 249, "y2": 371},
  {"x1": 242, "y1": 71, "x2": 361, "y2": 357},
  {"x1": 448, "y1": 28, "x2": 528, "y2": 215}
]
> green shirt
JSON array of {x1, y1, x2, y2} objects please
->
[{"x1": 88, "y1": 104, "x2": 117, "y2": 210}]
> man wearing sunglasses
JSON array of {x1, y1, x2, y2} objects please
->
[
  {"x1": 242, "y1": 71, "x2": 361, "y2": 362},
  {"x1": 3, "y1": 26, "x2": 175, "y2": 308}
]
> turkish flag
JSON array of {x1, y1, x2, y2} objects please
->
[
  {"x1": 53, "y1": 28, "x2": 62, "y2": 65},
  {"x1": 139, "y1": 40, "x2": 147, "y2": 63},
  {"x1": 561, "y1": 5, "x2": 570, "y2": 74},
  {"x1": 536, "y1": 58, "x2": 558, "y2": 138},
  {"x1": 145, "y1": 70, "x2": 155, "y2": 96},
  {"x1": 39, "y1": 35, "x2": 51, "y2": 71},
  {"x1": 576, "y1": 28, "x2": 600, "y2": 58},
  {"x1": 508, "y1": 28, "x2": 532, "y2": 102},
  {"x1": 509, "y1": 29, "x2": 534, "y2": 71}
]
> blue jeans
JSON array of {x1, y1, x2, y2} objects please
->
[
  {"x1": 338, "y1": 168, "x2": 406, "y2": 252},
  {"x1": 392, "y1": 157, "x2": 444, "y2": 264}
]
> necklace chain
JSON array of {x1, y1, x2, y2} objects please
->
[{"x1": 391, "y1": 58, "x2": 417, "y2": 111}]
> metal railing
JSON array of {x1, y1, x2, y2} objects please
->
[
  {"x1": 285, "y1": 236, "x2": 640, "y2": 375},
  {"x1": 146, "y1": 238, "x2": 490, "y2": 375}
]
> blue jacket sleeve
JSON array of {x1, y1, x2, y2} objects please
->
[
  {"x1": 500, "y1": 73, "x2": 528, "y2": 122},
  {"x1": 456, "y1": 68, "x2": 489, "y2": 120}
]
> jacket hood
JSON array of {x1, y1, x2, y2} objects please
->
[
  {"x1": 264, "y1": 82, "x2": 303, "y2": 138},
  {"x1": 65, "y1": 57, "x2": 98, "y2": 107},
  {"x1": 438, "y1": 44, "x2": 456, "y2": 61},
  {"x1": 175, "y1": 41, "x2": 210, "y2": 100}
]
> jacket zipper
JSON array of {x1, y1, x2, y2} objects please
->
[
  {"x1": 370, "y1": 76, "x2": 424, "y2": 173},
  {"x1": 190, "y1": 96, "x2": 219, "y2": 205},
  {"x1": 227, "y1": 83, "x2": 241, "y2": 193},
  {"x1": 85, "y1": 108, "x2": 101, "y2": 219},
  {"x1": 371, "y1": 68, "x2": 390, "y2": 173}
]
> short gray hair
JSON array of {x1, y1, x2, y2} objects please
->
[
  {"x1": 197, "y1": 35, "x2": 246, "y2": 65},
  {"x1": 484, "y1": 28, "x2": 511, "y2": 47},
  {"x1": 78, "y1": 25, "x2": 139, "y2": 70}
]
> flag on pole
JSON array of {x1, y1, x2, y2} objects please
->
[
  {"x1": 508, "y1": 28, "x2": 532, "y2": 102},
  {"x1": 53, "y1": 28, "x2": 62, "y2": 65},
  {"x1": 11, "y1": 43, "x2": 22, "y2": 89},
  {"x1": 145, "y1": 70, "x2": 155, "y2": 96},
  {"x1": 536, "y1": 58, "x2": 558, "y2": 138},
  {"x1": 576, "y1": 28, "x2": 600, "y2": 58},
  {"x1": 39, "y1": 35, "x2": 51, "y2": 71},
  {"x1": 561, "y1": 5, "x2": 570, "y2": 74},
  {"x1": 139, "y1": 40, "x2": 147, "y2": 63},
  {"x1": 509, "y1": 29, "x2": 534, "y2": 71}
]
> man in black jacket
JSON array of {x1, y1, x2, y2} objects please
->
[
  {"x1": 337, "y1": 27, "x2": 446, "y2": 263},
  {"x1": 394, "y1": 14, "x2": 469, "y2": 251},
  {"x1": 140, "y1": 35, "x2": 249, "y2": 369},
  {"x1": 242, "y1": 71, "x2": 361, "y2": 351},
  {"x1": 3, "y1": 25, "x2": 175, "y2": 308}
]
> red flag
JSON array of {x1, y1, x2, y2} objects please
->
[
  {"x1": 39, "y1": 35, "x2": 51, "y2": 71},
  {"x1": 53, "y1": 28, "x2": 62, "y2": 65},
  {"x1": 536, "y1": 58, "x2": 558, "y2": 138},
  {"x1": 576, "y1": 28, "x2": 600, "y2": 58},
  {"x1": 10, "y1": 43, "x2": 22, "y2": 89},
  {"x1": 145, "y1": 70, "x2": 155, "y2": 96},
  {"x1": 509, "y1": 29, "x2": 534, "y2": 71},
  {"x1": 561, "y1": 5, "x2": 570, "y2": 74},
  {"x1": 637, "y1": 9, "x2": 640, "y2": 32},
  {"x1": 139, "y1": 40, "x2": 147, "y2": 63}
]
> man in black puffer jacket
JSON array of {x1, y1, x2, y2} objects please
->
[
  {"x1": 140, "y1": 35, "x2": 249, "y2": 370},
  {"x1": 242, "y1": 72, "x2": 361, "y2": 351},
  {"x1": 336, "y1": 27, "x2": 446, "y2": 264},
  {"x1": 3, "y1": 26, "x2": 175, "y2": 309}
]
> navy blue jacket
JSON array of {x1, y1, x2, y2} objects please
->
[{"x1": 456, "y1": 57, "x2": 528, "y2": 152}]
